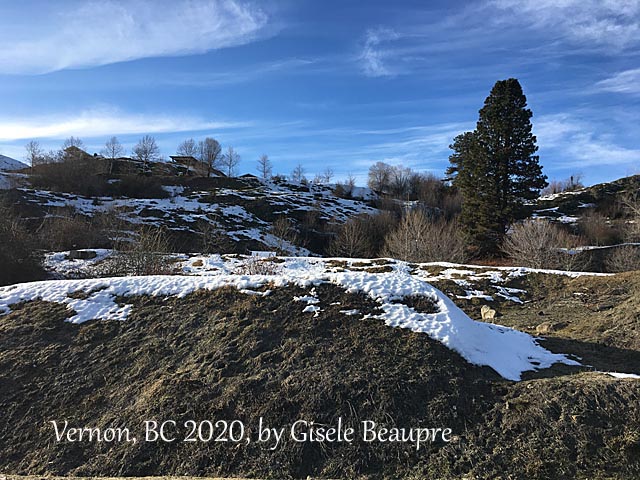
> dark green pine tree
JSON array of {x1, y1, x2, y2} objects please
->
[{"x1": 447, "y1": 78, "x2": 547, "y2": 256}]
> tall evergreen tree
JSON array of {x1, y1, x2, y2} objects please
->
[{"x1": 447, "y1": 78, "x2": 547, "y2": 255}]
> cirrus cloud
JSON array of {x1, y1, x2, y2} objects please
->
[
  {"x1": 0, "y1": 106, "x2": 248, "y2": 141},
  {"x1": 0, "y1": 0, "x2": 271, "y2": 75}
]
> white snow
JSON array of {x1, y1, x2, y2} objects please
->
[
  {"x1": 44, "y1": 249, "x2": 113, "y2": 277},
  {"x1": 538, "y1": 189, "x2": 585, "y2": 201},
  {"x1": 601, "y1": 372, "x2": 640, "y2": 379},
  {"x1": 0, "y1": 256, "x2": 582, "y2": 381},
  {"x1": 457, "y1": 290, "x2": 494, "y2": 301},
  {"x1": 0, "y1": 154, "x2": 27, "y2": 171}
]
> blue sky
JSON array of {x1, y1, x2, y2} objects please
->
[{"x1": 0, "y1": 0, "x2": 638, "y2": 185}]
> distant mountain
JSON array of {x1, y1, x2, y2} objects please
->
[{"x1": 0, "y1": 154, "x2": 27, "y2": 171}]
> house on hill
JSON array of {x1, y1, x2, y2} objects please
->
[
  {"x1": 63, "y1": 145, "x2": 94, "y2": 162},
  {"x1": 169, "y1": 155, "x2": 226, "y2": 177}
]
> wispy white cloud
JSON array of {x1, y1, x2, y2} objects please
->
[
  {"x1": 359, "y1": 27, "x2": 401, "y2": 77},
  {"x1": 489, "y1": 0, "x2": 640, "y2": 51},
  {"x1": 161, "y1": 58, "x2": 317, "y2": 87},
  {"x1": 0, "y1": 0, "x2": 271, "y2": 74},
  {"x1": 535, "y1": 113, "x2": 640, "y2": 169},
  {"x1": 0, "y1": 107, "x2": 247, "y2": 141},
  {"x1": 355, "y1": 0, "x2": 640, "y2": 79},
  {"x1": 594, "y1": 68, "x2": 640, "y2": 95}
]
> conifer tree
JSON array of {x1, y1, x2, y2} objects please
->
[{"x1": 447, "y1": 78, "x2": 547, "y2": 255}]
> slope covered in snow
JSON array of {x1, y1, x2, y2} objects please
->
[
  {"x1": 0, "y1": 154, "x2": 27, "y2": 171},
  {"x1": 9, "y1": 176, "x2": 377, "y2": 255},
  {"x1": 0, "y1": 256, "x2": 582, "y2": 381}
]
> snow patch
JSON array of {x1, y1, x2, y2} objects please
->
[{"x1": 0, "y1": 257, "x2": 580, "y2": 381}]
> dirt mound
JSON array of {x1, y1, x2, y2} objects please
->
[{"x1": 1, "y1": 283, "x2": 639, "y2": 479}]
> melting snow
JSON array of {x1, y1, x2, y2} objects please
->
[
  {"x1": 601, "y1": 372, "x2": 640, "y2": 379},
  {"x1": 0, "y1": 257, "x2": 583, "y2": 381}
]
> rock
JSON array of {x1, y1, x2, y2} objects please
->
[
  {"x1": 535, "y1": 321, "x2": 566, "y2": 335},
  {"x1": 481, "y1": 305, "x2": 496, "y2": 320},
  {"x1": 66, "y1": 250, "x2": 98, "y2": 260}
]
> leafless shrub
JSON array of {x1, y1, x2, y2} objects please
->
[
  {"x1": 620, "y1": 193, "x2": 640, "y2": 242},
  {"x1": 196, "y1": 217, "x2": 230, "y2": 253},
  {"x1": 578, "y1": 211, "x2": 621, "y2": 246},
  {"x1": 37, "y1": 213, "x2": 105, "y2": 251},
  {"x1": 270, "y1": 216, "x2": 299, "y2": 254},
  {"x1": 441, "y1": 189, "x2": 462, "y2": 219},
  {"x1": 541, "y1": 174, "x2": 584, "y2": 195},
  {"x1": 234, "y1": 256, "x2": 281, "y2": 275},
  {"x1": 94, "y1": 209, "x2": 133, "y2": 249},
  {"x1": 382, "y1": 210, "x2": 466, "y2": 263},
  {"x1": 30, "y1": 158, "x2": 109, "y2": 196},
  {"x1": 605, "y1": 245, "x2": 640, "y2": 273},
  {"x1": 503, "y1": 219, "x2": 588, "y2": 270},
  {"x1": 328, "y1": 217, "x2": 371, "y2": 258},
  {"x1": 96, "y1": 227, "x2": 175, "y2": 276},
  {"x1": 0, "y1": 205, "x2": 44, "y2": 285},
  {"x1": 334, "y1": 174, "x2": 356, "y2": 199}
]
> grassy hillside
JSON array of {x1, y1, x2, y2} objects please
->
[
  {"x1": 531, "y1": 175, "x2": 640, "y2": 223},
  {"x1": 0, "y1": 258, "x2": 638, "y2": 479}
]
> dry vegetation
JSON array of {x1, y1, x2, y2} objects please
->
[{"x1": 0, "y1": 282, "x2": 638, "y2": 479}]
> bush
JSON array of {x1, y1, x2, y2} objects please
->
[
  {"x1": 37, "y1": 213, "x2": 106, "y2": 251},
  {"x1": 196, "y1": 218, "x2": 232, "y2": 253},
  {"x1": 269, "y1": 217, "x2": 300, "y2": 255},
  {"x1": 96, "y1": 227, "x2": 175, "y2": 276},
  {"x1": 578, "y1": 211, "x2": 621, "y2": 246},
  {"x1": 328, "y1": 217, "x2": 371, "y2": 258},
  {"x1": 620, "y1": 193, "x2": 640, "y2": 242},
  {"x1": 234, "y1": 256, "x2": 281, "y2": 275},
  {"x1": 541, "y1": 174, "x2": 584, "y2": 196},
  {"x1": 503, "y1": 219, "x2": 588, "y2": 270},
  {"x1": 30, "y1": 159, "x2": 109, "y2": 196},
  {"x1": 0, "y1": 206, "x2": 44, "y2": 285},
  {"x1": 328, "y1": 212, "x2": 398, "y2": 258},
  {"x1": 605, "y1": 245, "x2": 640, "y2": 273},
  {"x1": 382, "y1": 210, "x2": 466, "y2": 263},
  {"x1": 108, "y1": 175, "x2": 170, "y2": 199}
]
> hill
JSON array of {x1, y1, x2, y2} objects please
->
[
  {"x1": 3, "y1": 176, "x2": 376, "y2": 255},
  {"x1": 0, "y1": 257, "x2": 638, "y2": 479},
  {"x1": 531, "y1": 175, "x2": 640, "y2": 223},
  {"x1": 0, "y1": 154, "x2": 27, "y2": 171}
]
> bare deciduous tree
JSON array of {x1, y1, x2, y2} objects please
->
[
  {"x1": 97, "y1": 226, "x2": 174, "y2": 276},
  {"x1": 62, "y1": 136, "x2": 85, "y2": 150},
  {"x1": 367, "y1": 161, "x2": 393, "y2": 193},
  {"x1": 101, "y1": 136, "x2": 125, "y2": 174},
  {"x1": 199, "y1": 138, "x2": 222, "y2": 177},
  {"x1": 196, "y1": 216, "x2": 229, "y2": 253},
  {"x1": 291, "y1": 163, "x2": 305, "y2": 183},
  {"x1": 177, "y1": 138, "x2": 199, "y2": 157},
  {"x1": 25, "y1": 140, "x2": 45, "y2": 167},
  {"x1": 621, "y1": 193, "x2": 640, "y2": 242},
  {"x1": 133, "y1": 135, "x2": 160, "y2": 167},
  {"x1": 606, "y1": 245, "x2": 640, "y2": 273},
  {"x1": 257, "y1": 154, "x2": 272, "y2": 179},
  {"x1": 220, "y1": 146, "x2": 240, "y2": 177},
  {"x1": 176, "y1": 138, "x2": 199, "y2": 174}
]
